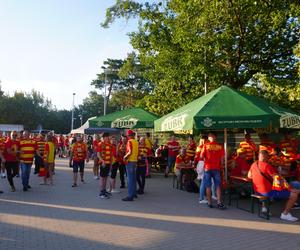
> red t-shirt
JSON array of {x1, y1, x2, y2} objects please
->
[
  {"x1": 4, "y1": 139, "x2": 20, "y2": 162},
  {"x1": 248, "y1": 161, "x2": 277, "y2": 194},
  {"x1": 167, "y1": 141, "x2": 180, "y2": 157},
  {"x1": 201, "y1": 141, "x2": 224, "y2": 170},
  {"x1": 230, "y1": 156, "x2": 250, "y2": 176}
]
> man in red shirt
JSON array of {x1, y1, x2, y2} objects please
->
[
  {"x1": 165, "y1": 135, "x2": 180, "y2": 178},
  {"x1": 117, "y1": 135, "x2": 127, "y2": 188},
  {"x1": 248, "y1": 150, "x2": 300, "y2": 222},
  {"x1": 239, "y1": 133, "x2": 257, "y2": 164},
  {"x1": 0, "y1": 131, "x2": 6, "y2": 178},
  {"x1": 69, "y1": 135, "x2": 89, "y2": 187},
  {"x1": 3, "y1": 131, "x2": 20, "y2": 191},
  {"x1": 97, "y1": 133, "x2": 113, "y2": 199},
  {"x1": 230, "y1": 148, "x2": 250, "y2": 177},
  {"x1": 200, "y1": 132, "x2": 225, "y2": 209}
]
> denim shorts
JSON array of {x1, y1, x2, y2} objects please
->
[
  {"x1": 203, "y1": 170, "x2": 221, "y2": 189},
  {"x1": 290, "y1": 181, "x2": 300, "y2": 190},
  {"x1": 262, "y1": 190, "x2": 290, "y2": 200}
]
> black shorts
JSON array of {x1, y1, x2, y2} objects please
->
[
  {"x1": 73, "y1": 161, "x2": 85, "y2": 173},
  {"x1": 110, "y1": 162, "x2": 119, "y2": 179},
  {"x1": 100, "y1": 164, "x2": 110, "y2": 178}
]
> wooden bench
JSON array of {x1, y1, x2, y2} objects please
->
[{"x1": 251, "y1": 194, "x2": 271, "y2": 220}]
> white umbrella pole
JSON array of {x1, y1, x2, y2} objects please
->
[{"x1": 224, "y1": 128, "x2": 228, "y2": 182}]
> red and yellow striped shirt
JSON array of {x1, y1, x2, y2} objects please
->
[
  {"x1": 19, "y1": 139, "x2": 37, "y2": 164},
  {"x1": 239, "y1": 140, "x2": 257, "y2": 161},
  {"x1": 97, "y1": 142, "x2": 112, "y2": 164},
  {"x1": 72, "y1": 142, "x2": 87, "y2": 162}
]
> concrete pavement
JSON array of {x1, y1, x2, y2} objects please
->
[{"x1": 0, "y1": 158, "x2": 300, "y2": 250}]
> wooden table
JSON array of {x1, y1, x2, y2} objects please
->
[{"x1": 228, "y1": 175, "x2": 253, "y2": 212}]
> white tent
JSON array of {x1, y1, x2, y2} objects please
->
[{"x1": 70, "y1": 117, "x2": 96, "y2": 134}]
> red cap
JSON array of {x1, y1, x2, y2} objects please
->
[{"x1": 127, "y1": 130, "x2": 135, "y2": 136}]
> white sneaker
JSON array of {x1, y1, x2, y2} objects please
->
[
  {"x1": 93, "y1": 176, "x2": 98, "y2": 180},
  {"x1": 199, "y1": 199, "x2": 208, "y2": 204},
  {"x1": 111, "y1": 189, "x2": 120, "y2": 194},
  {"x1": 261, "y1": 207, "x2": 267, "y2": 213},
  {"x1": 212, "y1": 196, "x2": 217, "y2": 200},
  {"x1": 280, "y1": 213, "x2": 298, "y2": 222},
  {"x1": 1, "y1": 173, "x2": 6, "y2": 178}
]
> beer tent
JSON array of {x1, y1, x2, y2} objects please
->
[
  {"x1": 89, "y1": 108, "x2": 159, "y2": 129},
  {"x1": 154, "y1": 85, "x2": 300, "y2": 179},
  {"x1": 155, "y1": 86, "x2": 300, "y2": 131}
]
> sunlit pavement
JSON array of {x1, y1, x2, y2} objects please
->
[{"x1": 0, "y1": 159, "x2": 300, "y2": 250}]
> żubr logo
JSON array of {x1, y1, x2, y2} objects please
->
[
  {"x1": 111, "y1": 116, "x2": 138, "y2": 128},
  {"x1": 161, "y1": 114, "x2": 187, "y2": 131},
  {"x1": 202, "y1": 117, "x2": 215, "y2": 128},
  {"x1": 269, "y1": 107, "x2": 300, "y2": 129},
  {"x1": 97, "y1": 121, "x2": 104, "y2": 127}
]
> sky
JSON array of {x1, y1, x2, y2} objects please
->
[{"x1": 0, "y1": 0, "x2": 138, "y2": 110}]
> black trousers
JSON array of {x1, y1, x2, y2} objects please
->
[
  {"x1": 136, "y1": 165, "x2": 146, "y2": 191},
  {"x1": 34, "y1": 155, "x2": 43, "y2": 174},
  {"x1": 119, "y1": 163, "x2": 126, "y2": 187},
  {"x1": 5, "y1": 161, "x2": 19, "y2": 187}
]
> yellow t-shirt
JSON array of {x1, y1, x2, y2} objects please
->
[{"x1": 126, "y1": 139, "x2": 139, "y2": 162}]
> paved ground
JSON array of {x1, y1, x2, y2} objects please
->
[{"x1": 0, "y1": 158, "x2": 300, "y2": 250}]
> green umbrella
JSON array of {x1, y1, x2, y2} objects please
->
[
  {"x1": 155, "y1": 85, "x2": 300, "y2": 132},
  {"x1": 155, "y1": 85, "x2": 300, "y2": 181},
  {"x1": 89, "y1": 108, "x2": 159, "y2": 129}
]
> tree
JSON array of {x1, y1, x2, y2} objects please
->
[
  {"x1": 91, "y1": 52, "x2": 153, "y2": 111},
  {"x1": 102, "y1": 0, "x2": 300, "y2": 115},
  {"x1": 77, "y1": 91, "x2": 104, "y2": 121}
]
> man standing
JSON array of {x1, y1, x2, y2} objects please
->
[
  {"x1": 145, "y1": 132, "x2": 153, "y2": 177},
  {"x1": 3, "y1": 131, "x2": 20, "y2": 191},
  {"x1": 239, "y1": 133, "x2": 257, "y2": 164},
  {"x1": 97, "y1": 133, "x2": 113, "y2": 199},
  {"x1": 19, "y1": 130, "x2": 39, "y2": 191},
  {"x1": 201, "y1": 132, "x2": 226, "y2": 209},
  {"x1": 165, "y1": 135, "x2": 180, "y2": 178},
  {"x1": 43, "y1": 134, "x2": 56, "y2": 185},
  {"x1": 123, "y1": 130, "x2": 139, "y2": 201},
  {"x1": 69, "y1": 135, "x2": 89, "y2": 187},
  {"x1": 92, "y1": 134, "x2": 101, "y2": 180},
  {"x1": 34, "y1": 134, "x2": 45, "y2": 174},
  {"x1": 0, "y1": 131, "x2": 6, "y2": 178},
  {"x1": 137, "y1": 137, "x2": 148, "y2": 194},
  {"x1": 117, "y1": 135, "x2": 127, "y2": 189}
]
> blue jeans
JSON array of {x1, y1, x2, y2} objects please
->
[
  {"x1": 167, "y1": 156, "x2": 176, "y2": 173},
  {"x1": 20, "y1": 162, "x2": 32, "y2": 188},
  {"x1": 199, "y1": 178, "x2": 216, "y2": 200},
  {"x1": 126, "y1": 162, "x2": 137, "y2": 199}
]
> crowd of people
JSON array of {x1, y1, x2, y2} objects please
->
[
  {"x1": 161, "y1": 131, "x2": 300, "y2": 221},
  {"x1": 0, "y1": 129, "x2": 300, "y2": 221},
  {"x1": 0, "y1": 130, "x2": 154, "y2": 202}
]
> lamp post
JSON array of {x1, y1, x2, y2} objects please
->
[
  {"x1": 79, "y1": 114, "x2": 83, "y2": 126},
  {"x1": 71, "y1": 93, "x2": 75, "y2": 131},
  {"x1": 101, "y1": 66, "x2": 108, "y2": 115},
  {"x1": 101, "y1": 66, "x2": 119, "y2": 115}
]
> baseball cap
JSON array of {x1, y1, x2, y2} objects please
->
[{"x1": 127, "y1": 130, "x2": 135, "y2": 136}]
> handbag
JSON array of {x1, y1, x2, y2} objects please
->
[
  {"x1": 196, "y1": 160, "x2": 204, "y2": 180},
  {"x1": 256, "y1": 162, "x2": 290, "y2": 191}
]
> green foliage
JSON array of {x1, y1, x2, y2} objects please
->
[
  {"x1": 77, "y1": 91, "x2": 104, "y2": 121},
  {"x1": 91, "y1": 52, "x2": 153, "y2": 112},
  {"x1": 103, "y1": 0, "x2": 300, "y2": 115}
]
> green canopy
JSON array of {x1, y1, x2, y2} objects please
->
[
  {"x1": 155, "y1": 86, "x2": 300, "y2": 132},
  {"x1": 89, "y1": 108, "x2": 159, "y2": 129}
]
